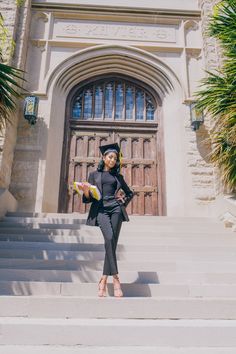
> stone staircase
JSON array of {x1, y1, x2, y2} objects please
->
[{"x1": 0, "y1": 212, "x2": 236, "y2": 353}]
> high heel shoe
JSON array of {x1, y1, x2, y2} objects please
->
[
  {"x1": 98, "y1": 277, "x2": 107, "y2": 297},
  {"x1": 113, "y1": 274, "x2": 123, "y2": 297}
]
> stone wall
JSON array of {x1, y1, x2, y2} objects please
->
[
  {"x1": 0, "y1": 1, "x2": 18, "y2": 65},
  {"x1": 0, "y1": 1, "x2": 18, "y2": 189},
  {"x1": 199, "y1": 0, "x2": 222, "y2": 71},
  {"x1": 181, "y1": 0, "x2": 228, "y2": 209},
  {"x1": 0, "y1": 0, "x2": 32, "y2": 214},
  {"x1": 198, "y1": 0, "x2": 236, "y2": 226},
  {"x1": 197, "y1": 0, "x2": 226, "y2": 197},
  {"x1": 181, "y1": 2, "x2": 218, "y2": 207}
]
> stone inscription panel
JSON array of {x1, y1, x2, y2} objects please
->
[{"x1": 54, "y1": 19, "x2": 177, "y2": 43}]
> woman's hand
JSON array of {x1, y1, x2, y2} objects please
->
[
  {"x1": 81, "y1": 182, "x2": 91, "y2": 198},
  {"x1": 115, "y1": 190, "x2": 126, "y2": 204}
]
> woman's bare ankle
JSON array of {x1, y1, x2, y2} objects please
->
[
  {"x1": 113, "y1": 274, "x2": 120, "y2": 281},
  {"x1": 112, "y1": 274, "x2": 123, "y2": 297}
]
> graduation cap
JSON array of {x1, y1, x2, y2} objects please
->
[
  {"x1": 99, "y1": 143, "x2": 120, "y2": 156},
  {"x1": 99, "y1": 143, "x2": 123, "y2": 170}
]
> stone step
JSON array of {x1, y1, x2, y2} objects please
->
[
  {"x1": 0, "y1": 222, "x2": 86, "y2": 229},
  {"x1": 1, "y1": 345, "x2": 236, "y2": 354},
  {"x1": 1, "y1": 318, "x2": 236, "y2": 346},
  {"x1": 2, "y1": 259, "x2": 236, "y2": 273},
  {"x1": 0, "y1": 228, "x2": 233, "y2": 237},
  {"x1": 2, "y1": 227, "x2": 226, "y2": 235},
  {"x1": 1, "y1": 281, "x2": 236, "y2": 298},
  {"x1": 0, "y1": 241, "x2": 236, "y2": 253},
  {"x1": 1, "y1": 249, "x2": 236, "y2": 261},
  {"x1": 3, "y1": 218, "x2": 221, "y2": 226},
  {"x1": 2, "y1": 218, "x2": 89, "y2": 225},
  {"x1": 3, "y1": 217, "x2": 88, "y2": 223},
  {"x1": 0, "y1": 268, "x2": 235, "y2": 284},
  {"x1": 0, "y1": 222, "x2": 229, "y2": 232},
  {"x1": 0, "y1": 296, "x2": 236, "y2": 319},
  {"x1": 1, "y1": 213, "x2": 235, "y2": 351},
  {"x1": 6, "y1": 212, "x2": 86, "y2": 218},
  {"x1": 4, "y1": 213, "x2": 221, "y2": 223},
  {"x1": 1, "y1": 214, "x2": 219, "y2": 225},
  {"x1": 0, "y1": 233, "x2": 236, "y2": 244}
]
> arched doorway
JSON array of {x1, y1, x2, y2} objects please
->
[{"x1": 59, "y1": 74, "x2": 165, "y2": 215}]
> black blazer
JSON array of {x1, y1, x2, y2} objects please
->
[{"x1": 82, "y1": 170, "x2": 134, "y2": 227}]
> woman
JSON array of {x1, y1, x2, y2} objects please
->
[{"x1": 80, "y1": 143, "x2": 134, "y2": 297}]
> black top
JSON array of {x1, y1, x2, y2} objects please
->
[{"x1": 101, "y1": 171, "x2": 117, "y2": 198}]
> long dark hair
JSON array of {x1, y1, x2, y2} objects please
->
[{"x1": 97, "y1": 152, "x2": 121, "y2": 175}]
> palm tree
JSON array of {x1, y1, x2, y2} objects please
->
[
  {"x1": 195, "y1": 0, "x2": 236, "y2": 192},
  {"x1": 0, "y1": 63, "x2": 26, "y2": 130},
  {"x1": 0, "y1": 13, "x2": 26, "y2": 131}
]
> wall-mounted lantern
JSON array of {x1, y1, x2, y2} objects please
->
[
  {"x1": 23, "y1": 96, "x2": 39, "y2": 125},
  {"x1": 189, "y1": 101, "x2": 204, "y2": 131}
]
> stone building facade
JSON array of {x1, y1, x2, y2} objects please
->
[{"x1": 0, "y1": 0, "x2": 235, "y2": 219}]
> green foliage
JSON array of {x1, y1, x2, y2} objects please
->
[
  {"x1": 16, "y1": 0, "x2": 26, "y2": 6},
  {"x1": 0, "y1": 13, "x2": 27, "y2": 132},
  {"x1": 0, "y1": 63, "x2": 26, "y2": 131},
  {"x1": 195, "y1": 0, "x2": 236, "y2": 192},
  {"x1": 0, "y1": 14, "x2": 15, "y2": 62}
]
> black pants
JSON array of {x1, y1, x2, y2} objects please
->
[{"x1": 97, "y1": 198, "x2": 123, "y2": 276}]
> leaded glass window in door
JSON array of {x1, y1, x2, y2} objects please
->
[{"x1": 71, "y1": 79, "x2": 156, "y2": 121}]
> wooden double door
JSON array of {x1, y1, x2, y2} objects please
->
[{"x1": 61, "y1": 124, "x2": 161, "y2": 215}]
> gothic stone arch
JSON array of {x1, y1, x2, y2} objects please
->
[{"x1": 40, "y1": 45, "x2": 185, "y2": 215}]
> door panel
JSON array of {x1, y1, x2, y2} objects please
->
[{"x1": 66, "y1": 129, "x2": 159, "y2": 215}]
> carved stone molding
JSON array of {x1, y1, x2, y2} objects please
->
[
  {"x1": 54, "y1": 20, "x2": 177, "y2": 43},
  {"x1": 184, "y1": 20, "x2": 199, "y2": 32},
  {"x1": 186, "y1": 48, "x2": 202, "y2": 61},
  {"x1": 31, "y1": 40, "x2": 46, "y2": 52},
  {"x1": 33, "y1": 12, "x2": 49, "y2": 23}
]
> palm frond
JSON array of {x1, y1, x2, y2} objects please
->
[
  {"x1": 194, "y1": 0, "x2": 236, "y2": 191},
  {"x1": 0, "y1": 62, "x2": 27, "y2": 130}
]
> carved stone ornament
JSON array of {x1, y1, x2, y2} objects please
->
[
  {"x1": 34, "y1": 12, "x2": 49, "y2": 23},
  {"x1": 31, "y1": 40, "x2": 46, "y2": 52},
  {"x1": 186, "y1": 49, "x2": 202, "y2": 61},
  {"x1": 184, "y1": 20, "x2": 199, "y2": 32}
]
